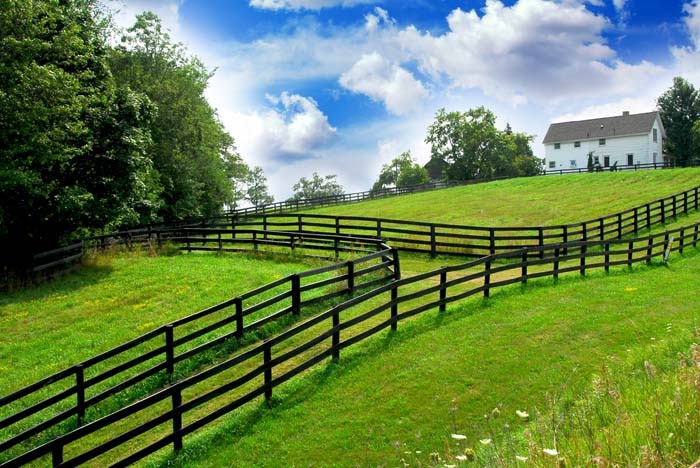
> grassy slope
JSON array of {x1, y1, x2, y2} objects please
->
[
  {"x1": 159, "y1": 251, "x2": 700, "y2": 468},
  {"x1": 304, "y1": 169, "x2": 700, "y2": 226},
  {"x1": 0, "y1": 251, "x2": 329, "y2": 394}
]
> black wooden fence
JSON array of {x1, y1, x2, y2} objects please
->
[
  {"x1": 3, "y1": 220, "x2": 697, "y2": 467},
  {"x1": 0, "y1": 232, "x2": 398, "y2": 463},
  {"x1": 215, "y1": 185, "x2": 700, "y2": 258}
]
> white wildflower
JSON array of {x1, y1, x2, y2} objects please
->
[
  {"x1": 451, "y1": 434, "x2": 467, "y2": 440},
  {"x1": 479, "y1": 438, "x2": 492, "y2": 445},
  {"x1": 543, "y1": 448, "x2": 558, "y2": 456}
]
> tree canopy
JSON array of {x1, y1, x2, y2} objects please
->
[
  {"x1": 425, "y1": 107, "x2": 542, "y2": 180},
  {"x1": 290, "y1": 173, "x2": 344, "y2": 200},
  {"x1": 372, "y1": 151, "x2": 429, "y2": 191},
  {"x1": 245, "y1": 167, "x2": 274, "y2": 208},
  {"x1": 657, "y1": 77, "x2": 700, "y2": 166}
]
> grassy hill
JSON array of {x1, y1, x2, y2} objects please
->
[
  {"x1": 303, "y1": 168, "x2": 700, "y2": 226},
  {"x1": 153, "y1": 251, "x2": 700, "y2": 468}
]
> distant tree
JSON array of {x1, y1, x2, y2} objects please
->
[
  {"x1": 110, "y1": 12, "x2": 246, "y2": 221},
  {"x1": 0, "y1": 0, "x2": 156, "y2": 269},
  {"x1": 657, "y1": 77, "x2": 700, "y2": 166},
  {"x1": 372, "y1": 151, "x2": 429, "y2": 191},
  {"x1": 425, "y1": 108, "x2": 540, "y2": 180},
  {"x1": 245, "y1": 167, "x2": 274, "y2": 208},
  {"x1": 587, "y1": 151, "x2": 595, "y2": 172},
  {"x1": 290, "y1": 173, "x2": 344, "y2": 200}
]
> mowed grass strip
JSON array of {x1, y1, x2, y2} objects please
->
[
  {"x1": 301, "y1": 168, "x2": 700, "y2": 226},
  {"x1": 148, "y1": 251, "x2": 700, "y2": 468}
]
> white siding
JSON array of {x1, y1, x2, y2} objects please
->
[{"x1": 545, "y1": 131, "x2": 659, "y2": 170}]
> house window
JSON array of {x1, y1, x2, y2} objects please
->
[
  {"x1": 653, "y1": 128, "x2": 658, "y2": 142},
  {"x1": 599, "y1": 138, "x2": 606, "y2": 145},
  {"x1": 570, "y1": 160, "x2": 577, "y2": 168},
  {"x1": 574, "y1": 141, "x2": 581, "y2": 148},
  {"x1": 594, "y1": 156, "x2": 600, "y2": 165},
  {"x1": 554, "y1": 143, "x2": 561, "y2": 149},
  {"x1": 549, "y1": 161, "x2": 556, "y2": 169},
  {"x1": 627, "y1": 154, "x2": 633, "y2": 165}
]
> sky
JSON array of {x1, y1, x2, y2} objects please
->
[{"x1": 107, "y1": 0, "x2": 700, "y2": 200}]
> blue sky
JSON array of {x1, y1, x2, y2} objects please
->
[{"x1": 109, "y1": 0, "x2": 700, "y2": 200}]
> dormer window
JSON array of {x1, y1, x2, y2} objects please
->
[
  {"x1": 599, "y1": 138, "x2": 606, "y2": 145},
  {"x1": 554, "y1": 143, "x2": 561, "y2": 149}
]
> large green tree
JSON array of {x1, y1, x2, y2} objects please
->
[
  {"x1": 372, "y1": 151, "x2": 429, "y2": 191},
  {"x1": 109, "y1": 12, "x2": 246, "y2": 221},
  {"x1": 425, "y1": 107, "x2": 540, "y2": 180},
  {"x1": 290, "y1": 173, "x2": 344, "y2": 200},
  {"x1": 245, "y1": 166, "x2": 274, "y2": 208},
  {"x1": 0, "y1": 0, "x2": 155, "y2": 268},
  {"x1": 657, "y1": 77, "x2": 700, "y2": 166}
]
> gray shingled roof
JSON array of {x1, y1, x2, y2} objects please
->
[{"x1": 542, "y1": 111, "x2": 660, "y2": 144}]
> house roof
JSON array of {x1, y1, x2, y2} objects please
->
[{"x1": 542, "y1": 111, "x2": 662, "y2": 144}]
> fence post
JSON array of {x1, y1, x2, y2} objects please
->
[
  {"x1": 52, "y1": 445, "x2": 64, "y2": 467},
  {"x1": 673, "y1": 195, "x2": 677, "y2": 219},
  {"x1": 263, "y1": 216, "x2": 268, "y2": 240},
  {"x1": 297, "y1": 215, "x2": 303, "y2": 233},
  {"x1": 430, "y1": 225, "x2": 437, "y2": 258},
  {"x1": 521, "y1": 249, "x2": 527, "y2": 284},
  {"x1": 218, "y1": 232, "x2": 222, "y2": 251},
  {"x1": 684, "y1": 191, "x2": 689, "y2": 214},
  {"x1": 165, "y1": 324, "x2": 174, "y2": 375},
  {"x1": 562, "y1": 226, "x2": 568, "y2": 255},
  {"x1": 392, "y1": 248, "x2": 401, "y2": 280},
  {"x1": 695, "y1": 223, "x2": 699, "y2": 247},
  {"x1": 261, "y1": 341, "x2": 273, "y2": 406},
  {"x1": 334, "y1": 237, "x2": 339, "y2": 258},
  {"x1": 617, "y1": 213, "x2": 622, "y2": 239},
  {"x1": 235, "y1": 297, "x2": 244, "y2": 338},
  {"x1": 628, "y1": 241, "x2": 633, "y2": 267},
  {"x1": 172, "y1": 386, "x2": 183, "y2": 451},
  {"x1": 696, "y1": 187, "x2": 699, "y2": 211},
  {"x1": 332, "y1": 310, "x2": 340, "y2": 361},
  {"x1": 680, "y1": 228, "x2": 685, "y2": 254},
  {"x1": 553, "y1": 247, "x2": 560, "y2": 281},
  {"x1": 633, "y1": 207, "x2": 639, "y2": 234},
  {"x1": 646, "y1": 236, "x2": 654, "y2": 264},
  {"x1": 439, "y1": 268, "x2": 447, "y2": 312},
  {"x1": 391, "y1": 284, "x2": 398, "y2": 330},
  {"x1": 599, "y1": 218, "x2": 604, "y2": 240},
  {"x1": 580, "y1": 244, "x2": 587, "y2": 276},
  {"x1": 604, "y1": 242, "x2": 610, "y2": 273},
  {"x1": 335, "y1": 217, "x2": 340, "y2": 235},
  {"x1": 483, "y1": 258, "x2": 491, "y2": 298},
  {"x1": 291, "y1": 274, "x2": 301, "y2": 315},
  {"x1": 347, "y1": 261, "x2": 355, "y2": 294},
  {"x1": 376, "y1": 219, "x2": 382, "y2": 239},
  {"x1": 185, "y1": 229, "x2": 191, "y2": 253},
  {"x1": 538, "y1": 228, "x2": 544, "y2": 259},
  {"x1": 646, "y1": 204, "x2": 651, "y2": 229},
  {"x1": 661, "y1": 199, "x2": 666, "y2": 224},
  {"x1": 253, "y1": 231, "x2": 258, "y2": 251},
  {"x1": 76, "y1": 364, "x2": 85, "y2": 424},
  {"x1": 489, "y1": 228, "x2": 496, "y2": 256}
]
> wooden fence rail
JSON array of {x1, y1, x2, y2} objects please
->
[
  {"x1": 3, "y1": 220, "x2": 698, "y2": 467},
  {"x1": 0, "y1": 232, "x2": 398, "y2": 461},
  {"x1": 213, "y1": 185, "x2": 700, "y2": 259}
]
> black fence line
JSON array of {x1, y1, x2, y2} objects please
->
[
  {"x1": 219, "y1": 184, "x2": 700, "y2": 259},
  {"x1": 5, "y1": 219, "x2": 698, "y2": 468},
  {"x1": 0, "y1": 232, "x2": 398, "y2": 459}
]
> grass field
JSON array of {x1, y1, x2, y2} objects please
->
[
  {"x1": 3, "y1": 169, "x2": 700, "y2": 467},
  {"x1": 153, "y1": 250, "x2": 700, "y2": 468},
  {"x1": 303, "y1": 168, "x2": 700, "y2": 226}
]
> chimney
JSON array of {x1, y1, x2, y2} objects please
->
[{"x1": 622, "y1": 111, "x2": 630, "y2": 116}]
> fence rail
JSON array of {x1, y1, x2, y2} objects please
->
[
  {"x1": 212, "y1": 185, "x2": 700, "y2": 259},
  {"x1": 0, "y1": 232, "x2": 398, "y2": 462},
  {"x1": 4, "y1": 219, "x2": 698, "y2": 467}
]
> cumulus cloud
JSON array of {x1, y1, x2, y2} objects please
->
[
  {"x1": 339, "y1": 52, "x2": 428, "y2": 115},
  {"x1": 365, "y1": 7, "x2": 394, "y2": 32},
  {"x1": 249, "y1": 0, "x2": 375, "y2": 11},
  {"x1": 105, "y1": 0, "x2": 183, "y2": 36},
  {"x1": 396, "y1": 0, "x2": 663, "y2": 104},
  {"x1": 221, "y1": 92, "x2": 336, "y2": 166}
]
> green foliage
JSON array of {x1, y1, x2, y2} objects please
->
[
  {"x1": 657, "y1": 76, "x2": 700, "y2": 166},
  {"x1": 425, "y1": 107, "x2": 541, "y2": 180},
  {"x1": 372, "y1": 151, "x2": 429, "y2": 191},
  {"x1": 0, "y1": 0, "x2": 155, "y2": 267},
  {"x1": 290, "y1": 173, "x2": 344, "y2": 200},
  {"x1": 587, "y1": 151, "x2": 595, "y2": 172},
  {"x1": 245, "y1": 166, "x2": 274, "y2": 207},
  {"x1": 109, "y1": 12, "x2": 247, "y2": 221}
]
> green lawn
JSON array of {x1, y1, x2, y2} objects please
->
[
  {"x1": 302, "y1": 168, "x2": 700, "y2": 226},
  {"x1": 151, "y1": 250, "x2": 700, "y2": 468}
]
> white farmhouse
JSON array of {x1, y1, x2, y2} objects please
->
[{"x1": 543, "y1": 111, "x2": 665, "y2": 171}]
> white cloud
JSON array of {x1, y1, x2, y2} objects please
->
[
  {"x1": 339, "y1": 52, "x2": 428, "y2": 115},
  {"x1": 249, "y1": 0, "x2": 376, "y2": 11},
  {"x1": 220, "y1": 92, "x2": 337, "y2": 167},
  {"x1": 396, "y1": 0, "x2": 663, "y2": 104},
  {"x1": 105, "y1": 0, "x2": 183, "y2": 36},
  {"x1": 683, "y1": 0, "x2": 700, "y2": 48},
  {"x1": 365, "y1": 7, "x2": 394, "y2": 32}
]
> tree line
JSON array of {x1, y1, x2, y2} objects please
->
[{"x1": 0, "y1": 1, "x2": 273, "y2": 270}]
